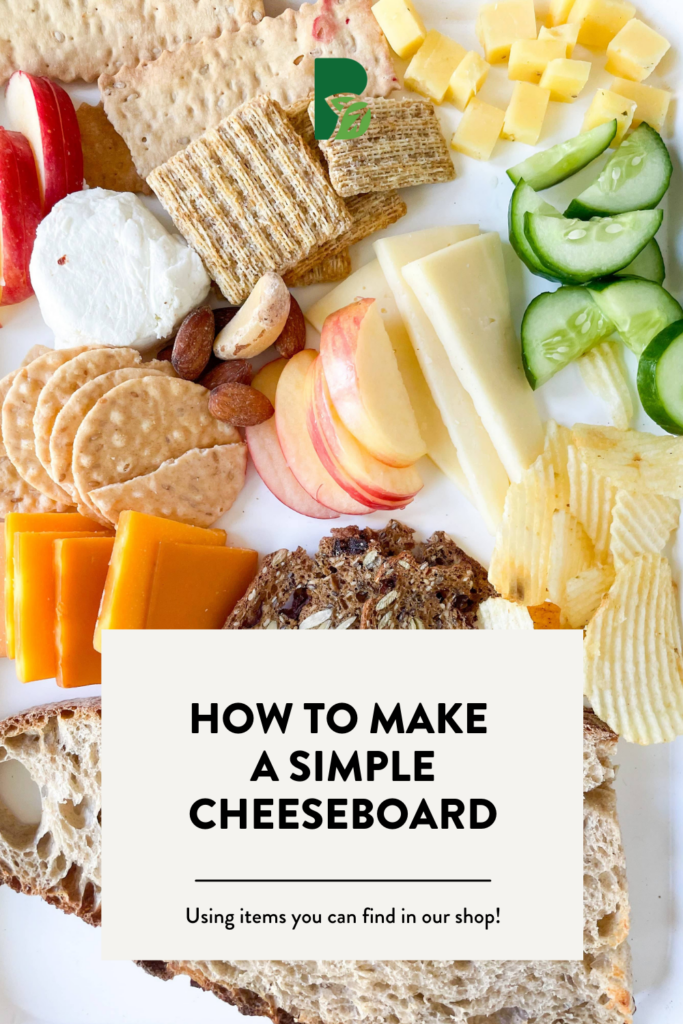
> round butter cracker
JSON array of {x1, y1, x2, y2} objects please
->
[{"x1": 34, "y1": 347, "x2": 144, "y2": 475}]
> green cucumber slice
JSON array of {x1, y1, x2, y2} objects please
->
[
  {"x1": 507, "y1": 120, "x2": 617, "y2": 191},
  {"x1": 588, "y1": 276, "x2": 683, "y2": 355},
  {"x1": 521, "y1": 287, "x2": 614, "y2": 389},
  {"x1": 616, "y1": 239, "x2": 665, "y2": 285},
  {"x1": 565, "y1": 124, "x2": 672, "y2": 219},
  {"x1": 637, "y1": 320, "x2": 683, "y2": 434},
  {"x1": 525, "y1": 209, "x2": 663, "y2": 285},
  {"x1": 509, "y1": 181, "x2": 562, "y2": 281}
]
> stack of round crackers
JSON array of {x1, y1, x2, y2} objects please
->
[{"x1": 0, "y1": 345, "x2": 247, "y2": 528}]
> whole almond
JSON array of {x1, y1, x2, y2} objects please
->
[
  {"x1": 274, "y1": 295, "x2": 306, "y2": 358},
  {"x1": 199, "y1": 359, "x2": 253, "y2": 390},
  {"x1": 209, "y1": 382, "x2": 274, "y2": 426},
  {"x1": 213, "y1": 307, "x2": 239, "y2": 334},
  {"x1": 172, "y1": 306, "x2": 215, "y2": 380}
]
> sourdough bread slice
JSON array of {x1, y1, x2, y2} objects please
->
[
  {"x1": 139, "y1": 711, "x2": 632, "y2": 1024},
  {"x1": 0, "y1": 697, "x2": 101, "y2": 925}
]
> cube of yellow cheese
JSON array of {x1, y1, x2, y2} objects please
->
[
  {"x1": 539, "y1": 23, "x2": 580, "y2": 56},
  {"x1": 539, "y1": 58, "x2": 591, "y2": 102},
  {"x1": 503, "y1": 82, "x2": 550, "y2": 144},
  {"x1": 371, "y1": 0, "x2": 426, "y2": 59},
  {"x1": 451, "y1": 98, "x2": 505, "y2": 160},
  {"x1": 610, "y1": 77, "x2": 671, "y2": 132},
  {"x1": 509, "y1": 38, "x2": 567, "y2": 83},
  {"x1": 547, "y1": 0, "x2": 575, "y2": 26},
  {"x1": 583, "y1": 88, "x2": 637, "y2": 145},
  {"x1": 568, "y1": 0, "x2": 635, "y2": 50},
  {"x1": 476, "y1": 0, "x2": 537, "y2": 64},
  {"x1": 447, "y1": 51, "x2": 490, "y2": 110},
  {"x1": 405, "y1": 29, "x2": 467, "y2": 103},
  {"x1": 606, "y1": 19, "x2": 671, "y2": 83}
]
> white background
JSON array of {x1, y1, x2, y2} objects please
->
[
  {"x1": 101, "y1": 631, "x2": 584, "y2": 961},
  {"x1": 0, "y1": 0, "x2": 682, "y2": 1019}
]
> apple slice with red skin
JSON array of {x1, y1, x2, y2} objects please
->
[
  {"x1": 0, "y1": 128, "x2": 42, "y2": 306},
  {"x1": 305, "y1": 354, "x2": 422, "y2": 510},
  {"x1": 320, "y1": 297, "x2": 426, "y2": 468},
  {"x1": 6, "y1": 72, "x2": 83, "y2": 215},
  {"x1": 246, "y1": 358, "x2": 339, "y2": 520},
  {"x1": 275, "y1": 349, "x2": 372, "y2": 516}
]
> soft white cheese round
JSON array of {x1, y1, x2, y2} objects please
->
[{"x1": 30, "y1": 189, "x2": 211, "y2": 351}]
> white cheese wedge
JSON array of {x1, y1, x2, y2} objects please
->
[
  {"x1": 30, "y1": 188, "x2": 211, "y2": 350},
  {"x1": 304, "y1": 260, "x2": 471, "y2": 496},
  {"x1": 375, "y1": 227, "x2": 511, "y2": 533},
  {"x1": 401, "y1": 232, "x2": 544, "y2": 484}
]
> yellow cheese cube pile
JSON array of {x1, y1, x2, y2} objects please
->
[{"x1": 371, "y1": 0, "x2": 673, "y2": 165}]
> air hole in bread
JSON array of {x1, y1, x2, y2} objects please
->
[
  {"x1": 60, "y1": 795, "x2": 96, "y2": 831},
  {"x1": 597, "y1": 909, "x2": 621, "y2": 938},
  {"x1": 0, "y1": 759, "x2": 43, "y2": 849},
  {"x1": 36, "y1": 831, "x2": 54, "y2": 861}
]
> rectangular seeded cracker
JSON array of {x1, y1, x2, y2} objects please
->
[
  {"x1": 318, "y1": 97, "x2": 455, "y2": 196},
  {"x1": 100, "y1": 0, "x2": 398, "y2": 178},
  {"x1": 0, "y1": 0, "x2": 264, "y2": 83},
  {"x1": 148, "y1": 96, "x2": 352, "y2": 305},
  {"x1": 284, "y1": 190, "x2": 407, "y2": 282},
  {"x1": 284, "y1": 251, "x2": 352, "y2": 288}
]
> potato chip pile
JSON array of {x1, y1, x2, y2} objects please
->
[{"x1": 489, "y1": 420, "x2": 683, "y2": 745}]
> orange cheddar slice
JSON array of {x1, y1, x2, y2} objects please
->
[
  {"x1": 146, "y1": 543, "x2": 258, "y2": 629},
  {"x1": 55, "y1": 536, "x2": 115, "y2": 688},
  {"x1": 5, "y1": 512, "x2": 110, "y2": 659},
  {"x1": 94, "y1": 511, "x2": 226, "y2": 651},
  {"x1": 15, "y1": 531, "x2": 108, "y2": 683}
]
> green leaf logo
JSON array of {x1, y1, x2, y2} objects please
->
[{"x1": 326, "y1": 93, "x2": 372, "y2": 140}]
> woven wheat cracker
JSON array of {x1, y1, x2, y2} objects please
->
[
  {"x1": 50, "y1": 365, "x2": 175, "y2": 504},
  {"x1": 149, "y1": 96, "x2": 352, "y2": 304},
  {"x1": 285, "y1": 251, "x2": 352, "y2": 287},
  {"x1": 2, "y1": 349, "x2": 90, "y2": 505},
  {"x1": 0, "y1": 0, "x2": 264, "y2": 83},
  {"x1": 72, "y1": 377, "x2": 240, "y2": 516},
  {"x1": 34, "y1": 348, "x2": 144, "y2": 477},
  {"x1": 285, "y1": 191, "x2": 407, "y2": 282},
  {"x1": 89, "y1": 444, "x2": 247, "y2": 528},
  {"x1": 0, "y1": 367, "x2": 69, "y2": 516},
  {"x1": 319, "y1": 98, "x2": 455, "y2": 196},
  {"x1": 284, "y1": 95, "x2": 319, "y2": 158},
  {"x1": 100, "y1": 0, "x2": 397, "y2": 177},
  {"x1": 77, "y1": 104, "x2": 151, "y2": 195}
]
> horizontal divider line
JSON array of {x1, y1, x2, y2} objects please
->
[{"x1": 194, "y1": 879, "x2": 492, "y2": 883}]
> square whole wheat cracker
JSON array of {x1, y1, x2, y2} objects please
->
[
  {"x1": 0, "y1": 0, "x2": 264, "y2": 83},
  {"x1": 100, "y1": 0, "x2": 398, "y2": 178},
  {"x1": 318, "y1": 97, "x2": 455, "y2": 196},
  {"x1": 77, "y1": 104, "x2": 151, "y2": 195},
  {"x1": 285, "y1": 250, "x2": 352, "y2": 288},
  {"x1": 148, "y1": 96, "x2": 352, "y2": 304}
]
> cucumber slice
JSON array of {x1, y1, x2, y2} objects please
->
[
  {"x1": 509, "y1": 181, "x2": 562, "y2": 281},
  {"x1": 522, "y1": 287, "x2": 614, "y2": 389},
  {"x1": 507, "y1": 120, "x2": 617, "y2": 191},
  {"x1": 525, "y1": 209, "x2": 663, "y2": 285},
  {"x1": 588, "y1": 276, "x2": 683, "y2": 355},
  {"x1": 637, "y1": 320, "x2": 683, "y2": 434},
  {"x1": 616, "y1": 239, "x2": 665, "y2": 285},
  {"x1": 565, "y1": 124, "x2": 672, "y2": 219}
]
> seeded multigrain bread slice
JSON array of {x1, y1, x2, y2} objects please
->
[
  {"x1": 0, "y1": 698, "x2": 101, "y2": 925},
  {"x1": 225, "y1": 547, "x2": 317, "y2": 630},
  {"x1": 417, "y1": 530, "x2": 496, "y2": 627},
  {"x1": 138, "y1": 709, "x2": 633, "y2": 1024}
]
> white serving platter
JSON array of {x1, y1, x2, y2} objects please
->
[{"x1": 0, "y1": 0, "x2": 682, "y2": 1019}]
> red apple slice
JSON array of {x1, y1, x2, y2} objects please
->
[
  {"x1": 246, "y1": 358, "x2": 338, "y2": 519},
  {"x1": 320, "y1": 297, "x2": 427, "y2": 468},
  {"x1": 6, "y1": 72, "x2": 83, "y2": 215},
  {"x1": 0, "y1": 128, "x2": 42, "y2": 306},
  {"x1": 305, "y1": 355, "x2": 422, "y2": 510},
  {"x1": 275, "y1": 349, "x2": 372, "y2": 516}
]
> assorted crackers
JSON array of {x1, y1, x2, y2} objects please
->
[
  {"x1": 76, "y1": 103, "x2": 151, "y2": 195},
  {"x1": 0, "y1": 349, "x2": 247, "y2": 530}
]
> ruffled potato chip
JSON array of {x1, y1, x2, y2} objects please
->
[
  {"x1": 562, "y1": 563, "x2": 615, "y2": 629},
  {"x1": 578, "y1": 340, "x2": 633, "y2": 431},
  {"x1": 573, "y1": 425, "x2": 683, "y2": 499},
  {"x1": 610, "y1": 490, "x2": 679, "y2": 570},
  {"x1": 544, "y1": 420, "x2": 571, "y2": 512},
  {"x1": 477, "y1": 596, "x2": 534, "y2": 629},
  {"x1": 547, "y1": 509, "x2": 595, "y2": 607},
  {"x1": 568, "y1": 443, "x2": 616, "y2": 563}
]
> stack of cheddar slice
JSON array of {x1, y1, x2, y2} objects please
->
[{"x1": 3, "y1": 510, "x2": 257, "y2": 687}]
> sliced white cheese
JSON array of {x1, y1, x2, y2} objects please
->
[
  {"x1": 402, "y1": 231, "x2": 544, "y2": 484},
  {"x1": 304, "y1": 259, "x2": 471, "y2": 497},
  {"x1": 375, "y1": 226, "x2": 510, "y2": 533}
]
